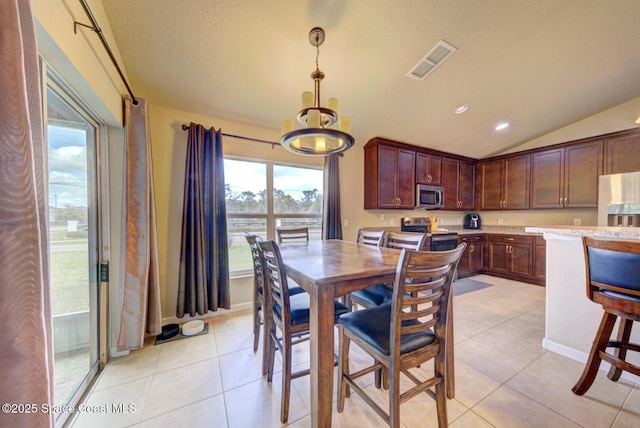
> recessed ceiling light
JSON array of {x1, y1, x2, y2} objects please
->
[
  {"x1": 495, "y1": 122, "x2": 509, "y2": 131},
  {"x1": 454, "y1": 105, "x2": 469, "y2": 114}
]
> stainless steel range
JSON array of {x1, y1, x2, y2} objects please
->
[{"x1": 401, "y1": 217, "x2": 458, "y2": 251}]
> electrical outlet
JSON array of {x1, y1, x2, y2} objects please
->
[
  {"x1": 379, "y1": 214, "x2": 384, "y2": 221},
  {"x1": 498, "y1": 218, "x2": 504, "y2": 225},
  {"x1": 342, "y1": 219, "x2": 349, "y2": 228},
  {"x1": 574, "y1": 218, "x2": 581, "y2": 226}
]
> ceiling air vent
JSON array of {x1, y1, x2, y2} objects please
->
[{"x1": 406, "y1": 40, "x2": 457, "y2": 81}]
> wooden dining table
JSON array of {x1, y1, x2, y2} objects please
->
[{"x1": 278, "y1": 239, "x2": 457, "y2": 428}]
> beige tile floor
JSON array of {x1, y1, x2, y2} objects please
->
[{"x1": 69, "y1": 275, "x2": 640, "y2": 427}]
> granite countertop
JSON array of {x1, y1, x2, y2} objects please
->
[
  {"x1": 448, "y1": 226, "x2": 542, "y2": 236},
  {"x1": 361, "y1": 225, "x2": 543, "y2": 237},
  {"x1": 525, "y1": 225, "x2": 640, "y2": 240}
]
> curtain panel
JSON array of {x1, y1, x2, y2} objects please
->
[
  {"x1": 322, "y1": 154, "x2": 343, "y2": 240},
  {"x1": 0, "y1": 0, "x2": 55, "y2": 426},
  {"x1": 177, "y1": 123, "x2": 230, "y2": 317},
  {"x1": 116, "y1": 96, "x2": 162, "y2": 351}
]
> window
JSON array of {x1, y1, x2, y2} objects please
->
[{"x1": 225, "y1": 158, "x2": 323, "y2": 275}]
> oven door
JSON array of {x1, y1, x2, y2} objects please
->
[{"x1": 430, "y1": 233, "x2": 459, "y2": 251}]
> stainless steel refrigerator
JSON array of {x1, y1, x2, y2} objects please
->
[{"x1": 598, "y1": 171, "x2": 640, "y2": 227}]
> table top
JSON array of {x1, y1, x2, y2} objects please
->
[{"x1": 278, "y1": 240, "x2": 401, "y2": 289}]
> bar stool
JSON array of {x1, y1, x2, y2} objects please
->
[{"x1": 572, "y1": 236, "x2": 640, "y2": 395}]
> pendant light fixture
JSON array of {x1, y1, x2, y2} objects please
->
[{"x1": 280, "y1": 27, "x2": 355, "y2": 156}]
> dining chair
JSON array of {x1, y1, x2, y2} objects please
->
[
  {"x1": 276, "y1": 227, "x2": 309, "y2": 243},
  {"x1": 355, "y1": 229, "x2": 387, "y2": 246},
  {"x1": 336, "y1": 244, "x2": 466, "y2": 428},
  {"x1": 257, "y1": 240, "x2": 349, "y2": 423},
  {"x1": 572, "y1": 237, "x2": 640, "y2": 395},
  {"x1": 244, "y1": 233, "x2": 304, "y2": 375},
  {"x1": 350, "y1": 231, "x2": 427, "y2": 309}
]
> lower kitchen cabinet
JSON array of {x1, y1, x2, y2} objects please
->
[
  {"x1": 458, "y1": 234, "x2": 484, "y2": 277},
  {"x1": 533, "y1": 236, "x2": 546, "y2": 282},
  {"x1": 486, "y1": 234, "x2": 534, "y2": 281}
]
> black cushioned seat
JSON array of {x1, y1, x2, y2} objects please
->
[
  {"x1": 350, "y1": 284, "x2": 393, "y2": 307},
  {"x1": 338, "y1": 303, "x2": 434, "y2": 355},
  {"x1": 275, "y1": 292, "x2": 348, "y2": 326}
]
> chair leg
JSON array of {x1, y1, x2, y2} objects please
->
[
  {"x1": 337, "y1": 325, "x2": 349, "y2": 412},
  {"x1": 434, "y1": 354, "x2": 448, "y2": 428},
  {"x1": 572, "y1": 311, "x2": 618, "y2": 395},
  {"x1": 280, "y1": 334, "x2": 292, "y2": 423},
  {"x1": 266, "y1": 329, "x2": 276, "y2": 382},
  {"x1": 608, "y1": 318, "x2": 634, "y2": 381},
  {"x1": 388, "y1": 364, "x2": 401, "y2": 428},
  {"x1": 253, "y1": 297, "x2": 261, "y2": 352}
]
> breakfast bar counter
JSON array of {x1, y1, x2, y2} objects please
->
[{"x1": 524, "y1": 225, "x2": 640, "y2": 383}]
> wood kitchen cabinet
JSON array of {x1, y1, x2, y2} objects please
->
[
  {"x1": 486, "y1": 234, "x2": 533, "y2": 280},
  {"x1": 531, "y1": 139, "x2": 603, "y2": 209},
  {"x1": 442, "y1": 158, "x2": 475, "y2": 210},
  {"x1": 477, "y1": 154, "x2": 530, "y2": 210},
  {"x1": 605, "y1": 131, "x2": 640, "y2": 174},
  {"x1": 533, "y1": 236, "x2": 546, "y2": 282},
  {"x1": 457, "y1": 234, "x2": 484, "y2": 277},
  {"x1": 364, "y1": 139, "x2": 416, "y2": 209},
  {"x1": 416, "y1": 153, "x2": 442, "y2": 185}
]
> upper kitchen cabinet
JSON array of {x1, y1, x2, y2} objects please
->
[
  {"x1": 477, "y1": 154, "x2": 530, "y2": 210},
  {"x1": 364, "y1": 138, "x2": 416, "y2": 209},
  {"x1": 442, "y1": 158, "x2": 475, "y2": 210},
  {"x1": 416, "y1": 153, "x2": 442, "y2": 185},
  {"x1": 531, "y1": 139, "x2": 603, "y2": 209},
  {"x1": 605, "y1": 130, "x2": 640, "y2": 174}
]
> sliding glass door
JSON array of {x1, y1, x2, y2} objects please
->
[{"x1": 45, "y1": 79, "x2": 101, "y2": 425}]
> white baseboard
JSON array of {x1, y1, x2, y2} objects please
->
[{"x1": 543, "y1": 338, "x2": 640, "y2": 384}]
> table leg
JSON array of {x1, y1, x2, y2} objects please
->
[{"x1": 310, "y1": 285, "x2": 335, "y2": 428}]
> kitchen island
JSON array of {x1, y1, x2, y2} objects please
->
[{"x1": 525, "y1": 225, "x2": 640, "y2": 383}]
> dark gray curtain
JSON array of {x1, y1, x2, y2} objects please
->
[
  {"x1": 177, "y1": 123, "x2": 230, "y2": 317},
  {"x1": 322, "y1": 154, "x2": 343, "y2": 239}
]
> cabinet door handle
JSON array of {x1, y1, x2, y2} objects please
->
[
  {"x1": 470, "y1": 244, "x2": 475, "y2": 252},
  {"x1": 505, "y1": 238, "x2": 514, "y2": 241},
  {"x1": 564, "y1": 197, "x2": 568, "y2": 206},
  {"x1": 560, "y1": 197, "x2": 563, "y2": 207}
]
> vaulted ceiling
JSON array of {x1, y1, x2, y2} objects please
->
[{"x1": 102, "y1": 0, "x2": 640, "y2": 158}]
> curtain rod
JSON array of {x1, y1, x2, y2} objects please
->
[
  {"x1": 180, "y1": 124, "x2": 343, "y2": 156},
  {"x1": 74, "y1": 0, "x2": 139, "y2": 105},
  {"x1": 181, "y1": 124, "x2": 279, "y2": 149}
]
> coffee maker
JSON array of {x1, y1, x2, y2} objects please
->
[{"x1": 464, "y1": 213, "x2": 481, "y2": 229}]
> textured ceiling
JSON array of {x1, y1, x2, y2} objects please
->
[{"x1": 102, "y1": 0, "x2": 640, "y2": 158}]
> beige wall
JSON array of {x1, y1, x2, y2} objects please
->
[
  {"x1": 148, "y1": 104, "x2": 324, "y2": 319},
  {"x1": 32, "y1": 0, "x2": 640, "y2": 331}
]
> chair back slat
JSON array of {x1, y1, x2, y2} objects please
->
[
  {"x1": 258, "y1": 240, "x2": 292, "y2": 329},
  {"x1": 276, "y1": 227, "x2": 309, "y2": 243},
  {"x1": 245, "y1": 233, "x2": 265, "y2": 289},
  {"x1": 385, "y1": 231, "x2": 427, "y2": 251},
  {"x1": 356, "y1": 229, "x2": 387, "y2": 247},
  {"x1": 390, "y1": 244, "x2": 466, "y2": 356}
]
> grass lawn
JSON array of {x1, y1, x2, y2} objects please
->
[{"x1": 50, "y1": 250, "x2": 90, "y2": 315}]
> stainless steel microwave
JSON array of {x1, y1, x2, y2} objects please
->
[{"x1": 416, "y1": 184, "x2": 444, "y2": 209}]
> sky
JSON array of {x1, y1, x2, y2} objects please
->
[
  {"x1": 47, "y1": 124, "x2": 89, "y2": 208},
  {"x1": 224, "y1": 158, "x2": 323, "y2": 200}
]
